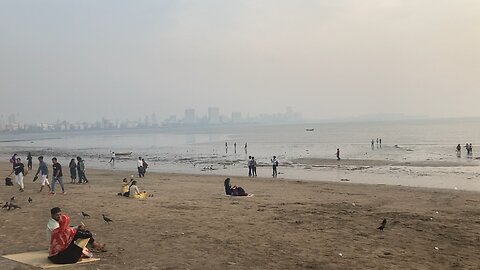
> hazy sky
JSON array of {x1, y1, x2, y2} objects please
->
[{"x1": 1, "y1": 0, "x2": 479, "y2": 123}]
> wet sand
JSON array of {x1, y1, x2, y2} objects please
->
[
  {"x1": 293, "y1": 157, "x2": 480, "y2": 167},
  {"x1": 1, "y1": 161, "x2": 480, "y2": 270}
]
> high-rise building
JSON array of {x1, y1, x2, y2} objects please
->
[
  {"x1": 185, "y1": 109, "x2": 195, "y2": 124},
  {"x1": 231, "y1": 112, "x2": 242, "y2": 123},
  {"x1": 208, "y1": 107, "x2": 219, "y2": 124}
]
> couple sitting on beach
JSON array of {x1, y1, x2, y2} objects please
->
[
  {"x1": 224, "y1": 178, "x2": 248, "y2": 196},
  {"x1": 119, "y1": 178, "x2": 149, "y2": 199},
  {"x1": 46, "y1": 207, "x2": 106, "y2": 264}
]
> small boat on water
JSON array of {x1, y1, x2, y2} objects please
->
[
  {"x1": 115, "y1": 151, "x2": 133, "y2": 156},
  {"x1": 305, "y1": 128, "x2": 315, "y2": 132}
]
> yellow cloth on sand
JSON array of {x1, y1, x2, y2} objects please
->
[{"x1": 133, "y1": 192, "x2": 148, "y2": 199}]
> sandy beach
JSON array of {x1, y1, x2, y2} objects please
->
[{"x1": 1, "y1": 160, "x2": 480, "y2": 270}]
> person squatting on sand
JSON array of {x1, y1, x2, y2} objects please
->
[
  {"x1": 51, "y1": 157, "x2": 66, "y2": 195},
  {"x1": 8, "y1": 157, "x2": 25, "y2": 192},
  {"x1": 129, "y1": 180, "x2": 149, "y2": 199},
  {"x1": 33, "y1": 156, "x2": 51, "y2": 193},
  {"x1": 47, "y1": 207, "x2": 105, "y2": 264},
  {"x1": 224, "y1": 178, "x2": 248, "y2": 196}
]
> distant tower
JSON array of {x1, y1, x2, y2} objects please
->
[
  {"x1": 231, "y1": 112, "x2": 242, "y2": 123},
  {"x1": 208, "y1": 107, "x2": 220, "y2": 124},
  {"x1": 185, "y1": 109, "x2": 195, "y2": 124}
]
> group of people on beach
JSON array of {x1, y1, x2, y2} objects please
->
[
  {"x1": 246, "y1": 155, "x2": 279, "y2": 178},
  {"x1": 136, "y1": 157, "x2": 148, "y2": 177},
  {"x1": 7, "y1": 153, "x2": 89, "y2": 194},
  {"x1": 371, "y1": 138, "x2": 382, "y2": 149},
  {"x1": 456, "y1": 143, "x2": 474, "y2": 156}
]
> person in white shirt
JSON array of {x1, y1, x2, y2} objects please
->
[
  {"x1": 108, "y1": 152, "x2": 115, "y2": 165},
  {"x1": 137, "y1": 157, "x2": 144, "y2": 177},
  {"x1": 271, "y1": 156, "x2": 278, "y2": 177}
]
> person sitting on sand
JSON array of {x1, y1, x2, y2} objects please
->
[
  {"x1": 48, "y1": 212, "x2": 93, "y2": 264},
  {"x1": 224, "y1": 178, "x2": 248, "y2": 196},
  {"x1": 118, "y1": 177, "x2": 133, "y2": 197},
  {"x1": 47, "y1": 207, "x2": 106, "y2": 255},
  {"x1": 129, "y1": 180, "x2": 148, "y2": 199}
]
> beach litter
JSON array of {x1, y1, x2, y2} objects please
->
[
  {"x1": 434, "y1": 247, "x2": 439, "y2": 251},
  {"x1": 340, "y1": 178, "x2": 350, "y2": 182},
  {"x1": 338, "y1": 253, "x2": 343, "y2": 257}
]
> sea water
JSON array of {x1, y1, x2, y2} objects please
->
[{"x1": 1, "y1": 118, "x2": 479, "y2": 190}]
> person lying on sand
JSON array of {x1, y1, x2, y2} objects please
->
[
  {"x1": 47, "y1": 207, "x2": 106, "y2": 256},
  {"x1": 129, "y1": 180, "x2": 149, "y2": 199},
  {"x1": 224, "y1": 178, "x2": 248, "y2": 196}
]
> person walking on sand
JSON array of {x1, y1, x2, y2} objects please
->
[
  {"x1": 336, "y1": 148, "x2": 341, "y2": 160},
  {"x1": 271, "y1": 156, "x2": 278, "y2": 177},
  {"x1": 27, "y1": 152, "x2": 33, "y2": 170},
  {"x1": 51, "y1": 157, "x2": 66, "y2": 195},
  {"x1": 33, "y1": 156, "x2": 51, "y2": 193},
  {"x1": 77, "y1": 157, "x2": 88, "y2": 184},
  {"x1": 456, "y1": 144, "x2": 461, "y2": 157},
  {"x1": 8, "y1": 157, "x2": 25, "y2": 192},
  {"x1": 108, "y1": 152, "x2": 115, "y2": 165},
  {"x1": 248, "y1": 156, "x2": 252, "y2": 177},
  {"x1": 137, "y1": 157, "x2": 144, "y2": 178},
  {"x1": 68, "y1": 159, "x2": 77, "y2": 183},
  {"x1": 244, "y1": 142, "x2": 248, "y2": 154}
]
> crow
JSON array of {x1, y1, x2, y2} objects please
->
[
  {"x1": 28, "y1": 197, "x2": 32, "y2": 203},
  {"x1": 10, "y1": 196, "x2": 14, "y2": 201},
  {"x1": 102, "y1": 214, "x2": 113, "y2": 223},
  {"x1": 377, "y1": 218, "x2": 387, "y2": 231},
  {"x1": 2, "y1": 202, "x2": 9, "y2": 209},
  {"x1": 82, "y1": 211, "x2": 91, "y2": 218}
]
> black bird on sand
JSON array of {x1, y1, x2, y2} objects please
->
[
  {"x1": 28, "y1": 197, "x2": 32, "y2": 203},
  {"x1": 8, "y1": 203, "x2": 21, "y2": 211},
  {"x1": 102, "y1": 214, "x2": 113, "y2": 223},
  {"x1": 10, "y1": 196, "x2": 14, "y2": 201},
  {"x1": 82, "y1": 211, "x2": 91, "y2": 218},
  {"x1": 2, "y1": 202, "x2": 9, "y2": 209},
  {"x1": 377, "y1": 218, "x2": 387, "y2": 231}
]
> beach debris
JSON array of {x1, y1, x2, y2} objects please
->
[
  {"x1": 82, "y1": 211, "x2": 91, "y2": 218},
  {"x1": 340, "y1": 178, "x2": 350, "y2": 182},
  {"x1": 181, "y1": 232, "x2": 185, "y2": 235},
  {"x1": 377, "y1": 219, "x2": 387, "y2": 231},
  {"x1": 338, "y1": 253, "x2": 343, "y2": 257},
  {"x1": 351, "y1": 202, "x2": 356, "y2": 206},
  {"x1": 435, "y1": 211, "x2": 439, "y2": 214},
  {"x1": 102, "y1": 214, "x2": 113, "y2": 224},
  {"x1": 28, "y1": 197, "x2": 32, "y2": 203},
  {"x1": 430, "y1": 217, "x2": 433, "y2": 221},
  {"x1": 434, "y1": 246, "x2": 439, "y2": 251},
  {"x1": 454, "y1": 187, "x2": 458, "y2": 190}
]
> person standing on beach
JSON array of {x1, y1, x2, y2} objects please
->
[
  {"x1": 225, "y1": 142, "x2": 228, "y2": 154},
  {"x1": 141, "y1": 158, "x2": 148, "y2": 176},
  {"x1": 244, "y1": 143, "x2": 248, "y2": 154},
  {"x1": 456, "y1": 144, "x2": 461, "y2": 157},
  {"x1": 68, "y1": 159, "x2": 77, "y2": 183},
  {"x1": 234, "y1": 142, "x2": 237, "y2": 154},
  {"x1": 77, "y1": 157, "x2": 88, "y2": 184},
  {"x1": 51, "y1": 157, "x2": 66, "y2": 195},
  {"x1": 336, "y1": 148, "x2": 341, "y2": 160},
  {"x1": 33, "y1": 156, "x2": 51, "y2": 193},
  {"x1": 108, "y1": 152, "x2": 115, "y2": 165},
  {"x1": 271, "y1": 156, "x2": 278, "y2": 177},
  {"x1": 371, "y1": 140, "x2": 374, "y2": 150},
  {"x1": 27, "y1": 152, "x2": 33, "y2": 170},
  {"x1": 251, "y1": 156, "x2": 257, "y2": 177},
  {"x1": 137, "y1": 157, "x2": 144, "y2": 178},
  {"x1": 248, "y1": 156, "x2": 252, "y2": 177},
  {"x1": 8, "y1": 157, "x2": 25, "y2": 192}
]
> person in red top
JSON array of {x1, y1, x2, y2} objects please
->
[{"x1": 48, "y1": 214, "x2": 92, "y2": 264}]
